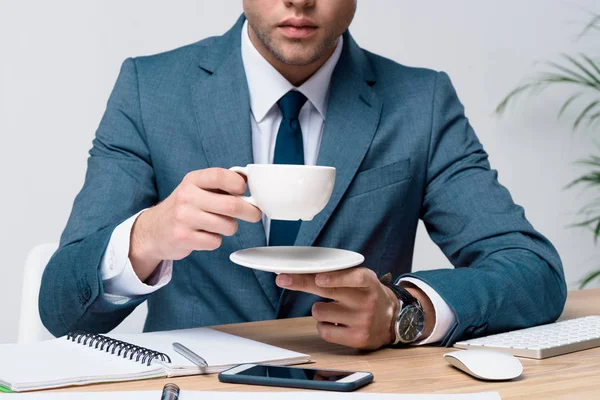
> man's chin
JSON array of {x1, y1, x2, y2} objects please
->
[{"x1": 273, "y1": 48, "x2": 323, "y2": 67}]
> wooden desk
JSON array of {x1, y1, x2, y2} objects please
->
[{"x1": 56, "y1": 289, "x2": 600, "y2": 399}]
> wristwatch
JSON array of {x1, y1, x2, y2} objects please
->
[{"x1": 385, "y1": 282, "x2": 425, "y2": 345}]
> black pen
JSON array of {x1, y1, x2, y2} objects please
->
[{"x1": 161, "y1": 383, "x2": 180, "y2": 400}]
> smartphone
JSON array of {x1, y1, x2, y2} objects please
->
[{"x1": 218, "y1": 364, "x2": 373, "y2": 392}]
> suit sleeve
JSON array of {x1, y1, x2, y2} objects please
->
[
  {"x1": 39, "y1": 58, "x2": 158, "y2": 337},
  {"x1": 401, "y1": 72, "x2": 567, "y2": 346}
]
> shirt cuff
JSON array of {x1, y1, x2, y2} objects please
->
[
  {"x1": 100, "y1": 210, "x2": 173, "y2": 299},
  {"x1": 397, "y1": 277, "x2": 456, "y2": 345}
]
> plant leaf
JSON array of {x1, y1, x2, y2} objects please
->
[
  {"x1": 578, "y1": 13, "x2": 600, "y2": 39},
  {"x1": 581, "y1": 53, "x2": 600, "y2": 78},
  {"x1": 567, "y1": 175, "x2": 600, "y2": 189},
  {"x1": 579, "y1": 270, "x2": 600, "y2": 289},
  {"x1": 496, "y1": 75, "x2": 591, "y2": 116},
  {"x1": 563, "y1": 54, "x2": 600, "y2": 86},
  {"x1": 575, "y1": 154, "x2": 600, "y2": 167},
  {"x1": 496, "y1": 85, "x2": 533, "y2": 115},
  {"x1": 594, "y1": 220, "x2": 600, "y2": 242},
  {"x1": 546, "y1": 60, "x2": 599, "y2": 88},
  {"x1": 558, "y1": 92, "x2": 583, "y2": 119},
  {"x1": 536, "y1": 72, "x2": 597, "y2": 90},
  {"x1": 569, "y1": 216, "x2": 600, "y2": 229},
  {"x1": 586, "y1": 111, "x2": 600, "y2": 128},
  {"x1": 574, "y1": 100, "x2": 600, "y2": 129}
]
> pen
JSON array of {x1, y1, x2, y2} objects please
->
[
  {"x1": 161, "y1": 383, "x2": 180, "y2": 400},
  {"x1": 173, "y1": 342, "x2": 208, "y2": 367}
]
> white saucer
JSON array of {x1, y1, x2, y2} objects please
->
[{"x1": 229, "y1": 246, "x2": 365, "y2": 274}]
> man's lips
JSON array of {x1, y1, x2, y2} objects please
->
[
  {"x1": 278, "y1": 25, "x2": 317, "y2": 39},
  {"x1": 278, "y1": 17, "x2": 318, "y2": 39}
]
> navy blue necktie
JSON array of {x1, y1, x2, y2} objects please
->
[{"x1": 268, "y1": 90, "x2": 307, "y2": 247}]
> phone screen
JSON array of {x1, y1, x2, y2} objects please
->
[{"x1": 237, "y1": 365, "x2": 354, "y2": 382}]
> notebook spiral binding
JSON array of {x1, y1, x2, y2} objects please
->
[{"x1": 66, "y1": 331, "x2": 172, "y2": 366}]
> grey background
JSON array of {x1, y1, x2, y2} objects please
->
[{"x1": 1, "y1": 0, "x2": 599, "y2": 344}]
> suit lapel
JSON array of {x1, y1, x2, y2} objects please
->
[
  {"x1": 190, "y1": 16, "x2": 280, "y2": 312},
  {"x1": 294, "y1": 33, "x2": 382, "y2": 248}
]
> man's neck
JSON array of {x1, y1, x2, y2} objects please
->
[{"x1": 247, "y1": 25, "x2": 336, "y2": 87}]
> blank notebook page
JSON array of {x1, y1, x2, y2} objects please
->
[
  {"x1": 0, "y1": 338, "x2": 161, "y2": 390},
  {"x1": 110, "y1": 327, "x2": 309, "y2": 372}
]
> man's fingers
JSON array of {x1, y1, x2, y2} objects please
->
[
  {"x1": 317, "y1": 322, "x2": 377, "y2": 350},
  {"x1": 314, "y1": 267, "x2": 376, "y2": 289},
  {"x1": 276, "y1": 274, "x2": 357, "y2": 303},
  {"x1": 174, "y1": 171, "x2": 261, "y2": 223},
  {"x1": 194, "y1": 212, "x2": 239, "y2": 237},
  {"x1": 184, "y1": 168, "x2": 247, "y2": 195},
  {"x1": 316, "y1": 322, "x2": 365, "y2": 348},
  {"x1": 277, "y1": 274, "x2": 326, "y2": 297},
  {"x1": 316, "y1": 322, "x2": 347, "y2": 346},
  {"x1": 185, "y1": 230, "x2": 223, "y2": 251},
  {"x1": 198, "y1": 189, "x2": 261, "y2": 222},
  {"x1": 173, "y1": 205, "x2": 239, "y2": 236},
  {"x1": 311, "y1": 301, "x2": 354, "y2": 326}
]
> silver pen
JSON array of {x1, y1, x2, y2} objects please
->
[
  {"x1": 172, "y1": 342, "x2": 208, "y2": 367},
  {"x1": 161, "y1": 383, "x2": 180, "y2": 400}
]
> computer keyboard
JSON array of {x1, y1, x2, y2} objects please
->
[{"x1": 453, "y1": 315, "x2": 600, "y2": 359}]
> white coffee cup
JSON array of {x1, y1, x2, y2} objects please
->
[{"x1": 229, "y1": 164, "x2": 336, "y2": 221}]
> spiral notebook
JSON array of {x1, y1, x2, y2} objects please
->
[{"x1": 0, "y1": 327, "x2": 310, "y2": 392}]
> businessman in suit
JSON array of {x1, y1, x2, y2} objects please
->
[{"x1": 39, "y1": 0, "x2": 567, "y2": 350}]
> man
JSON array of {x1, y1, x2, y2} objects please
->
[{"x1": 39, "y1": 0, "x2": 567, "y2": 350}]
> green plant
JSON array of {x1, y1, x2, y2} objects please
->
[{"x1": 496, "y1": 12, "x2": 600, "y2": 288}]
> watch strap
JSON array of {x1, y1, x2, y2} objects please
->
[
  {"x1": 380, "y1": 274, "x2": 424, "y2": 345},
  {"x1": 384, "y1": 281, "x2": 420, "y2": 309}
]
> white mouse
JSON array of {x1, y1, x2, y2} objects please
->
[{"x1": 444, "y1": 349, "x2": 523, "y2": 381}]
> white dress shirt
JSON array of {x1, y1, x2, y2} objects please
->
[{"x1": 99, "y1": 21, "x2": 456, "y2": 344}]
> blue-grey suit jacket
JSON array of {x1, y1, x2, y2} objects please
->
[{"x1": 39, "y1": 16, "x2": 567, "y2": 346}]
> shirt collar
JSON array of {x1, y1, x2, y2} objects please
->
[{"x1": 241, "y1": 20, "x2": 343, "y2": 122}]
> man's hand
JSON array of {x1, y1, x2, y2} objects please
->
[
  {"x1": 276, "y1": 268, "x2": 436, "y2": 350},
  {"x1": 276, "y1": 268, "x2": 398, "y2": 350},
  {"x1": 129, "y1": 168, "x2": 262, "y2": 282}
]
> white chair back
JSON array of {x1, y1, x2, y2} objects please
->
[{"x1": 18, "y1": 243, "x2": 148, "y2": 343}]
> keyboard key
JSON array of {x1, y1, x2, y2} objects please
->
[{"x1": 453, "y1": 316, "x2": 600, "y2": 359}]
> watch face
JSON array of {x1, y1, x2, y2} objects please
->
[{"x1": 397, "y1": 306, "x2": 425, "y2": 343}]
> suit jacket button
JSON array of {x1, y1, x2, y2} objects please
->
[
  {"x1": 473, "y1": 323, "x2": 488, "y2": 336},
  {"x1": 463, "y1": 326, "x2": 476, "y2": 337},
  {"x1": 77, "y1": 278, "x2": 92, "y2": 305}
]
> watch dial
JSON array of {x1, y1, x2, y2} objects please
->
[{"x1": 398, "y1": 306, "x2": 425, "y2": 343}]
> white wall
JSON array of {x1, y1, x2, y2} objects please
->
[{"x1": 1, "y1": 0, "x2": 598, "y2": 344}]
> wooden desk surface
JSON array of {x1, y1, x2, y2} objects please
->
[{"x1": 55, "y1": 289, "x2": 600, "y2": 399}]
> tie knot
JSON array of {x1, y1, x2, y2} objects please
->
[{"x1": 277, "y1": 91, "x2": 307, "y2": 120}]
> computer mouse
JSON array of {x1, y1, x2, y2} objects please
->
[{"x1": 444, "y1": 349, "x2": 523, "y2": 381}]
